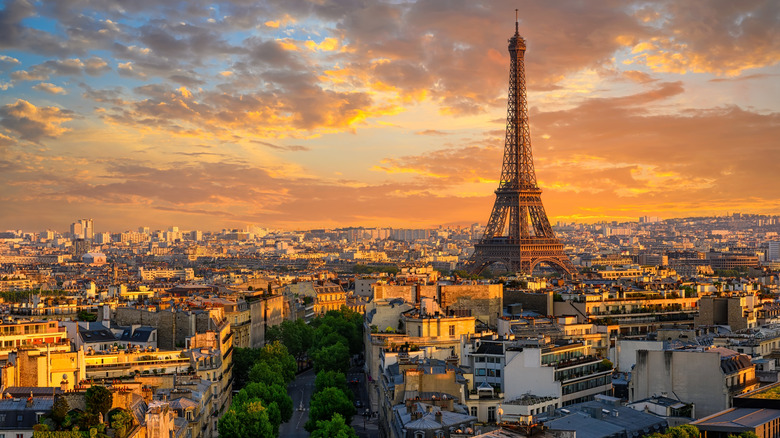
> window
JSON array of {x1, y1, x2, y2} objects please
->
[
  {"x1": 449, "y1": 325, "x2": 455, "y2": 336},
  {"x1": 471, "y1": 407, "x2": 477, "y2": 417},
  {"x1": 476, "y1": 369, "x2": 486, "y2": 376},
  {"x1": 487, "y1": 407, "x2": 496, "y2": 422}
]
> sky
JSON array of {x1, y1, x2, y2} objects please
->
[{"x1": 0, "y1": 0, "x2": 779, "y2": 233}]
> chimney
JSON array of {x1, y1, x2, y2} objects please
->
[{"x1": 435, "y1": 411, "x2": 443, "y2": 424}]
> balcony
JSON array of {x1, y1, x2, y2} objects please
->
[
  {"x1": 729, "y1": 378, "x2": 760, "y2": 393},
  {"x1": 553, "y1": 355, "x2": 601, "y2": 370}
]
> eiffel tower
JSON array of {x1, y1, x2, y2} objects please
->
[{"x1": 468, "y1": 15, "x2": 574, "y2": 277}]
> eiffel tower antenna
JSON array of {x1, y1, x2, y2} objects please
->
[{"x1": 467, "y1": 17, "x2": 575, "y2": 277}]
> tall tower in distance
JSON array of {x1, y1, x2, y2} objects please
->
[{"x1": 468, "y1": 14, "x2": 574, "y2": 277}]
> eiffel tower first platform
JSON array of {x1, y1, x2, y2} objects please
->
[{"x1": 467, "y1": 16, "x2": 575, "y2": 278}]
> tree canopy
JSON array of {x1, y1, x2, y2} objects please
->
[
  {"x1": 314, "y1": 370, "x2": 351, "y2": 397},
  {"x1": 85, "y1": 386, "x2": 113, "y2": 418},
  {"x1": 218, "y1": 400, "x2": 274, "y2": 438},
  {"x1": 311, "y1": 342, "x2": 350, "y2": 374},
  {"x1": 305, "y1": 387, "x2": 356, "y2": 432},
  {"x1": 309, "y1": 413, "x2": 358, "y2": 438}
]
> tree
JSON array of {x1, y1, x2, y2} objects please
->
[
  {"x1": 279, "y1": 319, "x2": 314, "y2": 359},
  {"x1": 51, "y1": 396, "x2": 70, "y2": 428},
  {"x1": 309, "y1": 413, "x2": 358, "y2": 438},
  {"x1": 248, "y1": 361, "x2": 286, "y2": 387},
  {"x1": 311, "y1": 342, "x2": 350, "y2": 374},
  {"x1": 258, "y1": 341, "x2": 296, "y2": 383},
  {"x1": 85, "y1": 386, "x2": 113, "y2": 418},
  {"x1": 218, "y1": 401, "x2": 274, "y2": 438},
  {"x1": 110, "y1": 409, "x2": 134, "y2": 438},
  {"x1": 242, "y1": 382, "x2": 293, "y2": 423},
  {"x1": 305, "y1": 387, "x2": 356, "y2": 432},
  {"x1": 314, "y1": 370, "x2": 350, "y2": 396},
  {"x1": 77, "y1": 310, "x2": 97, "y2": 322},
  {"x1": 232, "y1": 347, "x2": 262, "y2": 390}
]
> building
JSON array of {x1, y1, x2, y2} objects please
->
[
  {"x1": 630, "y1": 347, "x2": 759, "y2": 418},
  {"x1": 769, "y1": 241, "x2": 780, "y2": 262},
  {"x1": 313, "y1": 281, "x2": 346, "y2": 315},
  {"x1": 2, "y1": 347, "x2": 87, "y2": 390},
  {"x1": 82, "y1": 252, "x2": 107, "y2": 265},
  {"x1": 463, "y1": 335, "x2": 612, "y2": 406},
  {"x1": 545, "y1": 395, "x2": 668, "y2": 438},
  {"x1": 694, "y1": 295, "x2": 759, "y2": 331},
  {"x1": 0, "y1": 395, "x2": 55, "y2": 438},
  {"x1": 0, "y1": 319, "x2": 70, "y2": 363}
]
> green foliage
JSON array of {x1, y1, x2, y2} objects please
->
[
  {"x1": 266, "y1": 319, "x2": 314, "y2": 359},
  {"x1": 728, "y1": 432, "x2": 759, "y2": 438},
  {"x1": 51, "y1": 396, "x2": 70, "y2": 427},
  {"x1": 311, "y1": 342, "x2": 350, "y2": 374},
  {"x1": 232, "y1": 347, "x2": 261, "y2": 390},
  {"x1": 241, "y1": 382, "x2": 293, "y2": 423},
  {"x1": 33, "y1": 431, "x2": 83, "y2": 438},
  {"x1": 248, "y1": 361, "x2": 286, "y2": 387},
  {"x1": 218, "y1": 400, "x2": 274, "y2": 438},
  {"x1": 311, "y1": 308, "x2": 363, "y2": 355},
  {"x1": 309, "y1": 413, "x2": 358, "y2": 438},
  {"x1": 240, "y1": 341, "x2": 297, "y2": 390},
  {"x1": 305, "y1": 387, "x2": 356, "y2": 432},
  {"x1": 77, "y1": 311, "x2": 97, "y2": 322},
  {"x1": 314, "y1": 370, "x2": 351, "y2": 397},
  {"x1": 85, "y1": 386, "x2": 113, "y2": 418},
  {"x1": 258, "y1": 341, "x2": 297, "y2": 383},
  {"x1": 109, "y1": 409, "x2": 133, "y2": 438},
  {"x1": 646, "y1": 424, "x2": 699, "y2": 438},
  {"x1": 553, "y1": 293, "x2": 564, "y2": 302},
  {"x1": 352, "y1": 264, "x2": 398, "y2": 275}
]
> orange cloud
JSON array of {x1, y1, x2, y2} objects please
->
[{"x1": 0, "y1": 99, "x2": 73, "y2": 142}]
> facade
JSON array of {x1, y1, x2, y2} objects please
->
[
  {"x1": 313, "y1": 281, "x2": 347, "y2": 315},
  {"x1": 630, "y1": 347, "x2": 759, "y2": 418},
  {"x1": 0, "y1": 319, "x2": 70, "y2": 363},
  {"x1": 2, "y1": 347, "x2": 87, "y2": 390},
  {"x1": 695, "y1": 295, "x2": 759, "y2": 331}
]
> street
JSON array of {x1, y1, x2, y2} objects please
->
[
  {"x1": 347, "y1": 366, "x2": 380, "y2": 438},
  {"x1": 279, "y1": 366, "x2": 379, "y2": 438},
  {"x1": 279, "y1": 368, "x2": 315, "y2": 438}
]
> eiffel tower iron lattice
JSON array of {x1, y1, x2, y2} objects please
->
[{"x1": 467, "y1": 17, "x2": 575, "y2": 277}]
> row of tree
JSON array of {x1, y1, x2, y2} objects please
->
[
  {"x1": 218, "y1": 342, "x2": 296, "y2": 438},
  {"x1": 303, "y1": 308, "x2": 364, "y2": 437},
  {"x1": 226, "y1": 307, "x2": 364, "y2": 437}
]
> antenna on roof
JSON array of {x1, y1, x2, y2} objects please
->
[{"x1": 515, "y1": 9, "x2": 519, "y2": 34}]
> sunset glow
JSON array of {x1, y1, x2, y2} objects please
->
[{"x1": 1, "y1": 0, "x2": 779, "y2": 231}]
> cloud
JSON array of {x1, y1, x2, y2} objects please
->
[
  {"x1": 0, "y1": 54, "x2": 20, "y2": 67},
  {"x1": 33, "y1": 82, "x2": 67, "y2": 95},
  {"x1": 415, "y1": 129, "x2": 450, "y2": 136},
  {"x1": 250, "y1": 140, "x2": 311, "y2": 152},
  {"x1": 623, "y1": 2, "x2": 780, "y2": 76},
  {"x1": 0, "y1": 99, "x2": 74, "y2": 142},
  {"x1": 10, "y1": 57, "x2": 111, "y2": 81}
]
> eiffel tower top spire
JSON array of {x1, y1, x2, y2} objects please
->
[{"x1": 502, "y1": 13, "x2": 535, "y2": 194}]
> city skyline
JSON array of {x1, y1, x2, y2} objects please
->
[{"x1": 1, "y1": 0, "x2": 779, "y2": 232}]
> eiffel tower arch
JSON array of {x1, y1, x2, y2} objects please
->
[{"x1": 467, "y1": 16, "x2": 575, "y2": 278}]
